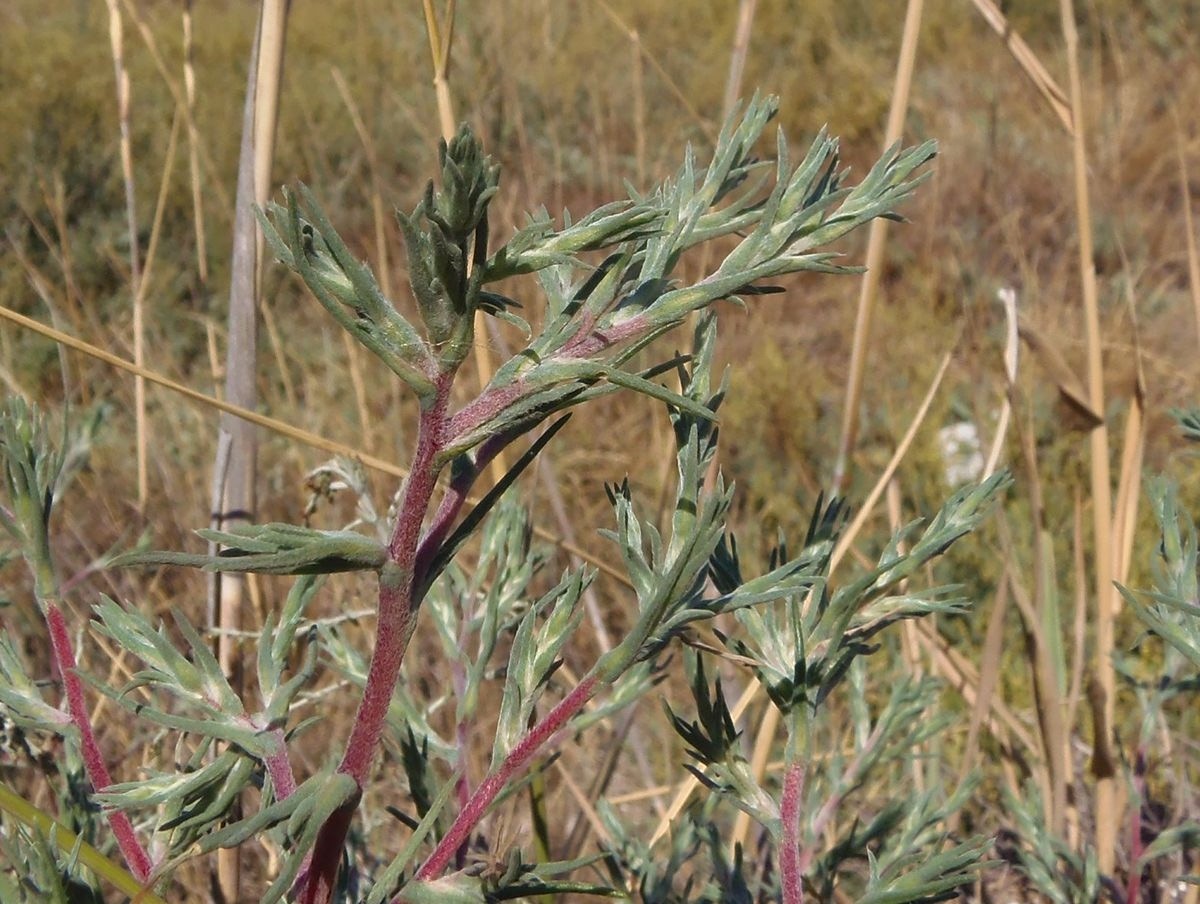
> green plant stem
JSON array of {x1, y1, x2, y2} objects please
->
[{"x1": 0, "y1": 780, "x2": 167, "y2": 904}]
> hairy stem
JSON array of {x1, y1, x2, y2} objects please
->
[
  {"x1": 300, "y1": 373, "x2": 453, "y2": 904},
  {"x1": 413, "y1": 672, "x2": 600, "y2": 882},
  {"x1": 260, "y1": 727, "x2": 297, "y2": 800},
  {"x1": 45, "y1": 602, "x2": 154, "y2": 882},
  {"x1": 779, "y1": 759, "x2": 806, "y2": 904}
]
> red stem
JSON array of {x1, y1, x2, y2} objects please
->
[
  {"x1": 260, "y1": 727, "x2": 298, "y2": 801},
  {"x1": 445, "y1": 312, "x2": 650, "y2": 444},
  {"x1": 45, "y1": 602, "x2": 154, "y2": 882},
  {"x1": 412, "y1": 672, "x2": 600, "y2": 883},
  {"x1": 1125, "y1": 749, "x2": 1147, "y2": 904},
  {"x1": 299, "y1": 376, "x2": 452, "y2": 904},
  {"x1": 779, "y1": 760, "x2": 806, "y2": 904}
]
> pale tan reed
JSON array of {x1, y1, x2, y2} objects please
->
[
  {"x1": 102, "y1": 0, "x2": 146, "y2": 507},
  {"x1": 1059, "y1": 0, "x2": 1118, "y2": 871}
]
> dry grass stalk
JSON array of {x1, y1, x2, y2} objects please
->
[
  {"x1": 956, "y1": 569, "x2": 1011, "y2": 787},
  {"x1": 1111, "y1": 286, "x2": 1146, "y2": 592},
  {"x1": 983, "y1": 288, "x2": 1020, "y2": 476},
  {"x1": 832, "y1": 0, "x2": 924, "y2": 492},
  {"x1": 136, "y1": 112, "x2": 181, "y2": 311},
  {"x1": 331, "y1": 66, "x2": 394, "y2": 300},
  {"x1": 0, "y1": 305, "x2": 638, "y2": 589},
  {"x1": 968, "y1": 0, "x2": 1073, "y2": 134},
  {"x1": 422, "y1": 0, "x2": 457, "y2": 142},
  {"x1": 182, "y1": 0, "x2": 208, "y2": 291},
  {"x1": 1002, "y1": 438, "x2": 1069, "y2": 834},
  {"x1": 596, "y1": 0, "x2": 713, "y2": 140},
  {"x1": 102, "y1": 0, "x2": 146, "y2": 507},
  {"x1": 209, "y1": 2, "x2": 291, "y2": 892},
  {"x1": 1178, "y1": 125, "x2": 1200, "y2": 350},
  {"x1": 631, "y1": 29, "x2": 647, "y2": 187},
  {"x1": 251, "y1": 0, "x2": 296, "y2": 416},
  {"x1": 1059, "y1": 0, "x2": 1118, "y2": 871},
  {"x1": 328, "y1": 65, "x2": 391, "y2": 450},
  {"x1": 722, "y1": 0, "x2": 758, "y2": 124},
  {"x1": 118, "y1": 0, "x2": 233, "y2": 217},
  {"x1": 421, "y1": 0, "x2": 509, "y2": 488},
  {"x1": 832, "y1": 349, "x2": 951, "y2": 574}
]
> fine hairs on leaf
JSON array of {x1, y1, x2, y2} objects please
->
[{"x1": 0, "y1": 93, "x2": 1034, "y2": 904}]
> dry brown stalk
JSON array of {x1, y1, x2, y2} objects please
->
[
  {"x1": 102, "y1": 0, "x2": 146, "y2": 508},
  {"x1": 595, "y1": 0, "x2": 713, "y2": 140},
  {"x1": 722, "y1": 0, "x2": 758, "y2": 124},
  {"x1": 182, "y1": 0, "x2": 208, "y2": 290},
  {"x1": 420, "y1": 0, "x2": 509, "y2": 488},
  {"x1": 967, "y1": 0, "x2": 1073, "y2": 134},
  {"x1": 832, "y1": 0, "x2": 925, "y2": 492},
  {"x1": 118, "y1": 0, "x2": 233, "y2": 217},
  {"x1": 1059, "y1": 0, "x2": 1118, "y2": 871},
  {"x1": 1177, "y1": 123, "x2": 1200, "y2": 350}
]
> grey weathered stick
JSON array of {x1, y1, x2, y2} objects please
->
[{"x1": 210, "y1": 14, "x2": 262, "y2": 902}]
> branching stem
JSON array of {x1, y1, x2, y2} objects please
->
[{"x1": 300, "y1": 371, "x2": 454, "y2": 903}]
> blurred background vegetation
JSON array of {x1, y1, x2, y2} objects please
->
[{"x1": 2, "y1": 0, "x2": 1200, "y2": 898}]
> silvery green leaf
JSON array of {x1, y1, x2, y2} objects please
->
[
  {"x1": 90, "y1": 596, "x2": 243, "y2": 717},
  {"x1": 390, "y1": 873, "x2": 485, "y2": 904},
  {"x1": 113, "y1": 523, "x2": 387, "y2": 576},
  {"x1": 258, "y1": 575, "x2": 322, "y2": 700},
  {"x1": 0, "y1": 634, "x2": 70, "y2": 733},
  {"x1": 492, "y1": 567, "x2": 589, "y2": 767},
  {"x1": 1173, "y1": 406, "x2": 1200, "y2": 441},
  {"x1": 95, "y1": 748, "x2": 242, "y2": 811}
]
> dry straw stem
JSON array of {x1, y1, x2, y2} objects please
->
[
  {"x1": 665, "y1": 349, "x2": 952, "y2": 852},
  {"x1": 1178, "y1": 123, "x2": 1200, "y2": 350},
  {"x1": 832, "y1": 0, "x2": 924, "y2": 492},
  {"x1": 968, "y1": 0, "x2": 1073, "y2": 134},
  {"x1": 117, "y1": 0, "x2": 232, "y2": 217},
  {"x1": 182, "y1": 0, "x2": 209, "y2": 288},
  {"x1": 102, "y1": 0, "x2": 147, "y2": 507},
  {"x1": 252, "y1": 0, "x2": 296, "y2": 421},
  {"x1": 595, "y1": 0, "x2": 713, "y2": 140},
  {"x1": 331, "y1": 65, "x2": 395, "y2": 450},
  {"x1": 0, "y1": 307, "x2": 633, "y2": 588},
  {"x1": 722, "y1": 0, "x2": 759, "y2": 124},
  {"x1": 1110, "y1": 268, "x2": 1146, "y2": 592},
  {"x1": 137, "y1": 113, "x2": 182, "y2": 311},
  {"x1": 983, "y1": 287, "x2": 1019, "y2": 477},
  {"x1": 998, "y1": 508, "x2": 1069, "y2": 836},
  {"x1": 1059, "y1": 0, "x2": 1118, "y2": 871},
  {"x1": 207, "y1": 7, "x2": 290, "y2": 895},
  {"x1": 955, "y1": 568, "x2": 1011, "y2": 792}
]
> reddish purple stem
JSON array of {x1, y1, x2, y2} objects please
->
[
  {"x1": 779, "y1": 760, "x2": 806, "y2": 904},
  {"x1": 1125, "y1": 749, "x2": 1147, "y2": 904},
  {"x1": 300, "y1": 376, "x2": 454, "y2": 904},
  {"x1": 261, "y1": 727, "x2": 298, "y2": 801},
  {"x1": 45, "y1": 602, "x2": 154, "y2": 882},
  {"x1": 446, "y1": 312, "x2": 650, "y2": 444},
  {"x1": 412, "y1": 672, "x2": 600, "y2": 883}
]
